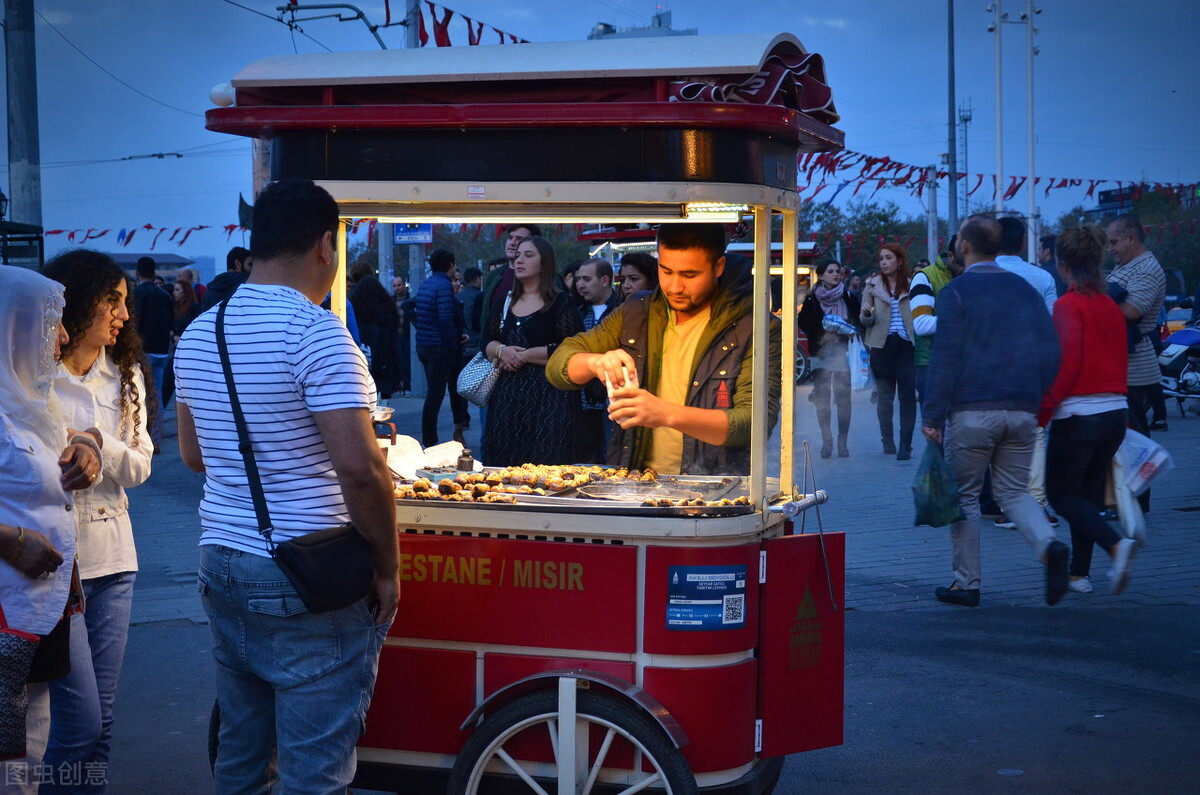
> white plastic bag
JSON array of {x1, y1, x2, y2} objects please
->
[
  {"x1": 1109, "y1": 457, "x2": 1147, "y2": 543},
  {"x1": 847, "y1": 335, "x2": 871, "y2": 391},
  {"x1": 1116, "y1": 429, "x2": 1174, "y2": 496}
]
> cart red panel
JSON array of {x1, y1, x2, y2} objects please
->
[
  {"x1": 757, "y1": 531, "x2": 845, "y2": 756},
  {"x1": 394, "y1": 535, "x2": 638, "y2": 652},
  {"x1": 643, "y1": 545, "x2": 760, "y2": 655},
  {"x1": 360, "y1": 647, "x2": 474, "y2": 753},
  {"x1": 643, "y1": 660, "x2": 757, "y2": 773}
]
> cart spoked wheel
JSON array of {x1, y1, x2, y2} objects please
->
[
  {"x1": 448, "y1": 682, "x2": 697, "y2": 794},
  {"x1": 795, "y1": 346, "x2": 811, "y2": 385}
]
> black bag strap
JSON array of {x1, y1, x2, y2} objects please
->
[{"x1": 215, "y1": 299, "x2": 276, "y2": 552}]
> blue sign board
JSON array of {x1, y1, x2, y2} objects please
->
[
  {"x1": 393, "y1": 223, "x2": 433, "y2": 244},
  {"x1": 666, "y1": 564, "x2": 747, "y2": 630}
]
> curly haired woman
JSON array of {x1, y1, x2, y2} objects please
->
[{"x1": 41, "y1": 250, "x2": 156, "y2": 793}]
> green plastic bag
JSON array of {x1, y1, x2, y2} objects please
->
[{"x1": 912, "y1": 441, "x2": 965, "y2": 527}]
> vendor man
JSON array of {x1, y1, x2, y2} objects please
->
[{"x1": 547, "y1": 223, "x2": 780, "y2": 475}]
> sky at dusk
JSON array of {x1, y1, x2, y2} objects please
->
[{"x1": 4, "y1": 0, "x2": 1198, "y2": 269}]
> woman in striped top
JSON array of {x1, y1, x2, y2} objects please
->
[{"x1": 860, "y1": 243, "x2": 918, "y2": 460}]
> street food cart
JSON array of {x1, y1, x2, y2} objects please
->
[{"x1": 207, "y1": 31, "x2": 845, "y2": 794}]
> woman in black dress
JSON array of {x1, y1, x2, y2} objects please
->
[{"x1": 482, "y1": 236, "x2": 583, "y2": 465}]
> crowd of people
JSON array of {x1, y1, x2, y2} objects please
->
[{"x1": 0, "y1": 171, "x2": 1179, "y2": 789}]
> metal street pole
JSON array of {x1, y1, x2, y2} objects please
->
[
  {"x1": 927, "y1": 166, "x2": 939, "y2": 262},
  {"x1": 991, "y1": 1, "x2": 1004, "y2": 212},
  {"x1": 947, "y1": 0, "x2": 959, "y2": 233},
  {"x1": 4, "y1": 0, "x2": 43, "y2": 228},
  {"x1": 1025, "y1": 0, "x2": 1039, "y2": 259}
]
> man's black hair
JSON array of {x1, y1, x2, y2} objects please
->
[
  {"x1": 656, "y1": 223, "x2": 727, "y2": 265},
  {"x1": 429, "y1": 248, "x2": 456, "y2": 273},
  {"x1": 580, "y1": 258, "x2": 613, "y2": 281},
  {"x1": 462, "y1": 267, "x2": 482, "y2": 284},
  {"x1": 136, "y1": 256, "x2": 156, "y2": 280},
  {"x1": 250, "y1": 178, "x2": 339, "y2": 263},
  {"x1": 959, "y1": 215, "x2": 1002, "y2": 259},
  {"x1": 997, "y1": 215, "x2": 1027, "y2": 255},
  {"x1": 226, "y1": 246, "x2": 251, "y2": 271},
  {"x1": 1039, "y1": 234, "x2": 1056, "y2": 257},
  {"x1": 505, "y1": 223, "x2": 542, "y2": 238}
]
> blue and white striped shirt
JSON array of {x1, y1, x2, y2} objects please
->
[{"x1": 174, "y1": 284, "x2": 375, "y2": 556}]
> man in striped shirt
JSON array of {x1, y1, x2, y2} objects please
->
[
  {"x1": 174, "y1": 179, "x2": 399, "y2": 792},
  {"x1": 1106, "y1": 214, "x2": 1166, "y2": 437}
]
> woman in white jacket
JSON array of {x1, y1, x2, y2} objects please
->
[{"x1": 41, "y1": 251, "x2": 155, "y2": 794}]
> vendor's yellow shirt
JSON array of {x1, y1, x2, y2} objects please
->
[{"x1": 645, "y1": 306, "x2": 711, "y2": 474}]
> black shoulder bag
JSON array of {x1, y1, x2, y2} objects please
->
[{"x1": 215, "y1": 299, "x2": 375, "y2": 613}]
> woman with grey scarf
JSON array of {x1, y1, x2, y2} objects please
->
[{"x1": 799, "y1": 260, "x2": 862, "y2": 458}]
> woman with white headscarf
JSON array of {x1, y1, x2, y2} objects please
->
[{"x1": 0, "y1": 266, "x2": 102, "y2": 790}]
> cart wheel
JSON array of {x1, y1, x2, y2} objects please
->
[
  {"x1": 448, "y1": 687, "x2": 697, "y2": 795},
  {"x1": 208, "y1": 699, "x2": 220, "y2": 774}
]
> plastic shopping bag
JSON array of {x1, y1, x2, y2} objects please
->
[
  {"x1": 847, "y1": 335, "x2": 871, "y2": 391},
  {"x1": 1109, "y1": 457, "x2": 1147, "y2": 543},
  {"x1": 912, "y1": 441, "x2": 965, "y2": 527},
  {"x1": 1115, "y1": 429, "x2": 1173, "y2": 497}
]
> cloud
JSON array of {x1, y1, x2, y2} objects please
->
[{"x1": 800, "y1": 17, "x2": 849, "y2": 30}]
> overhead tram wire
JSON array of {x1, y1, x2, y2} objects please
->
[
  {"x1": 218, "y1": 0, "x2": 332, "y2": 51},
  {"x1": 34, "y1": 9, "x2": 203, "y2": 118}
]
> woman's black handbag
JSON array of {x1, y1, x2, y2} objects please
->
[{"x1": 216, "y1": 301, "x2": 374, "y2": 614}]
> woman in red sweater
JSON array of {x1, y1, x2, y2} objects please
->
[{"x1": 1040, "y1": 226, "x2": 1136, "y2": 595}]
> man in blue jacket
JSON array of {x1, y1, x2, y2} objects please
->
[
  {"x1": 922, "y1": 215, "x2": 1069, "y2": 608},
  {"x1": 413, "y1": 248, "x2": 468, "y2": 447}
]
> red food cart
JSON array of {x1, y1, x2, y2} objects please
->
[{"x1": 207, "y1": 31, "x2": 846, "y2": 794}]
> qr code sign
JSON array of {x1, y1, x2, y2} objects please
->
[{"x1": 722, "y1": 594, "x2": 745, "y2": 625}]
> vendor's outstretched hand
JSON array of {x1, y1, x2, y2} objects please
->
[{"x1": 589, "y1": 349, "x2": 639, "y2": 392}]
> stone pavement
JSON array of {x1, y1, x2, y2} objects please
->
[{"x1": 128, "y1": 388, "x2": 1200, "y2": 627}]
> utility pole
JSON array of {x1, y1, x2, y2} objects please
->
[
  {"x1": 989, "y1": 2, "x2": 1004, "y2": 212},
  {"x1": 1023, "y1": 0, "x2": 1041, "y2": 260},
  {"x1": 5, "y1": 0, "x2": 43, "y2": 228},
  {"x1": 959, "y1": 100, "x2": 973, "y2": 220},
  {"x1": 926, "y1": 166, "x2": 939, "y2": 262},
  {"x1": 946, "y1": 0, "x2": 959, "y2": 234}
]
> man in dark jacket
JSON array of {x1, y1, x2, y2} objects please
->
[
  {"x1": 413, "y1": 248, "x2": 468, "y2": 447},
  {"x1": 201, "y1": 246, "x2": 252, "y2": 311},
  {"x1": 921, "y1": 214, "x2": 1068, "y2": 608},
  {"x1": 547, "y1": 224, "x2": 781, "y2": 475},
  {"x1": 133, "y1": 256, "x2": 173, "y2": 444}
]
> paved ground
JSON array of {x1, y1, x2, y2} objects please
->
[{"x1": 105, "y1": 387, "x2": 1199, "y2": 791}]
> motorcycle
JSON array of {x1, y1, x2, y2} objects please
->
[{"x1": 1158, "y1": 319, "x2": 1200, "y2": 414}]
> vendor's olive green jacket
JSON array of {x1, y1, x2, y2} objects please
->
[{"x1": 547, "y1": 260, "x2": 781, "y2": 475}]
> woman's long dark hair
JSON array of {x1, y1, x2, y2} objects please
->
[
  {"x1": 877, "y1": 243, "x2": 911, "y2": 297},
  {"x1": 511, "y1": 236, "x2": 559, "y2": 312},
  {"x1": 42, "y1": 249, "x2": 159, "y2": 445}
]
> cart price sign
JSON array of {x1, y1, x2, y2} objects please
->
[{"x1": 666, "y1": 565, "x2": 747, "y2": 631}]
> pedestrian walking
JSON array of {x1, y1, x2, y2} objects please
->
[
  {"x1": 799, "y1": 260, "x2": 861, "y2": 458},
  {"x1": 921, "y1": 215, "x2": 1068, "y2": 608},
  {"x1": 1040, "y1": 226, "x2": 1136, "y2": 595},
  {"x1": 860, "y1": 244, "x2": 917, "y2": 460},
  {"x1": 413, "y1": 249, "x2": 470, "y2": 447}
]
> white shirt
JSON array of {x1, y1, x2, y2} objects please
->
[
  {"x1": 53, "y1": 349, "x2": 152, "y2": 579},
  {"x1": 995, "y1": 255, "x2": 1057, "y2": 315},
  {"x1": 174, "y1": 285, "x2": 375, "y2": 556}
]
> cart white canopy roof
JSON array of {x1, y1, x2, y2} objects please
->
[{"x1": 230, "y1": 32, "x2": 812, "y2": 87}]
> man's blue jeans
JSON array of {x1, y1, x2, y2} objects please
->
[
  {"x1": 146, "y1": 353, "x2": 169, "y2": 445},
  {"x1": 43, "y1": 572, "x2": 136, "y2": 794},
  {"x1": 198, "y1": 545, "x2": 390, "y2": 794}
]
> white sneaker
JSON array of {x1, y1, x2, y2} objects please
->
[
  {"x1": 1108, "y1": 538, "x2": 1137, "y2": 595},
  {"x1": 1067, "y1": 576, "x2": 1093, "y2": 594}
]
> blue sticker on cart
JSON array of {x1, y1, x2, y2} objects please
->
[{"x1": 666, "y1": 565, "x2": 747, "y2": 630}]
